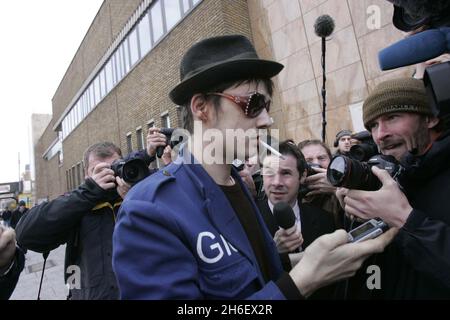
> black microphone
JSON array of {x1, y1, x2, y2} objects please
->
[
  {"x1": 273, "y1": 202, "x2": 296, "y2": 233},
  {"x1": 273, "y1": 202, "x2": 301, "y2": 252},
  {"x1": 314, "y1": 14, "x2": 335, "y2": 38},
  {"x1": 314, "y1": 15, "x2": 335, "y2": 143}
]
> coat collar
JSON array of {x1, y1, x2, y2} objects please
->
[{"x1": 174, "y1": 145, "x2": 281, "y2": 282}]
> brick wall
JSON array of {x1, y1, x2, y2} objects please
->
[{"x1": 35, "y1": 0, "x2": 253, "y2": 199}]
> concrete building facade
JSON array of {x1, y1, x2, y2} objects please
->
[{"x1": 35, "y1": 0, "x2": 412, "y2": 200}]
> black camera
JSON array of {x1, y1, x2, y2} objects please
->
[
  {"x1": 305, "y1": 162, "x2": 321, "y2": 176},
  {"x1": 327, "y1": 154, "x2": 403, "y2": 191},
  {"x1": 111, "y1": 150, "x2": 151, "y2": 184},
  {"x1": 423, "y1": 61, "x2": 450, "y2": 127},
  {"x1": 156, "y1": 128, "x2": 184, "y2": 158},
  {"x1": 349, "y1": 131, "x2": 378, "y2": 162},
  {"x1": 298, "y1": 162, "x2": 322, "y2": 198}
]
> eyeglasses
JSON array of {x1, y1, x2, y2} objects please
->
[{"x1": 207, "y1": 91, "x2": 271, "y2": 118}]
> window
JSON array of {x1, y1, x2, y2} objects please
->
[
  {"x1": 138, "y1": 13, "x2": 152, "y2": 56},
  {"x1": 129, "y1": 27, "x2": 140, "y2": 66},
  {"x1": 66, "y1": 170, "x2": 70, "y2": 191},
  {"x1": 181, "y1": 0, "x2": 191, "y2": 13},
  {"x1": 71, "y1": 166, "x2": 76, "y2": 189},
  {"x1": 116, "y1": 48, "x2": 124, "y2": 80},
  {"x1": 80, "y1": 96, "x2": 85, "y2": 119},
  {"x1": 89, "y1": 84, "x2": 95, "y2": 109},
  {"x1": 151, "y1": 1, "x2": 164, "y2": 43},
  {"x1": 161, "y1": 113, "x2": 171, "y2": 128},
  {"x1": 147, "y1": 120, "x2": 155, "y2": 129},
  {"x1": 105, "y1": 59, "x2": 113, "y2": 92},
  {"x1": 136, "y1": 128, "x2": 144, "y2": 150},
  {"x1": 77, "y1": 102, "x2": 82, "y2": 126},
  {"x1": 77, "y1": 163, "x2": 82, "y2": 186},
  {"x1": 99, "y1": 69, "x2": 106, "y2": 99},
  {"x1": 122, "y1": 41, "x2": 131, "y2": 74},
  {"x1": 126, "y1": 133, "x2": 133, "y2": 153},
  {"x1": 164, "y1": 0, "x2": 182, "y2": 31},
  {"x1": 94, "y1": 76, "x2": 101, "y2": 105}
]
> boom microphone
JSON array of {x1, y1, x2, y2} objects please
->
[
  {"x1": 378, "y1": 27, "x2": 450, "y2": 70},
  {"x1": 314, "y1": 14, "x2": 335, "y2": 143},
  {"x1": 314, "y1": 14, "x2": 335, "y2": 38}
]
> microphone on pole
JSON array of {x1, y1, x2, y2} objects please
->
[{"x1": 314, "y1": 15, "x2": 335, "y2": 143}]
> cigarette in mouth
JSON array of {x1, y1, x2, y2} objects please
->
[{"x1": 259, "y1": 140, "x2": 285, "y2": 160}]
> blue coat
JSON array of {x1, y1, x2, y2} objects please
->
[{"x1": 112, "y1": 150, "x2": 286, "y2": 299}]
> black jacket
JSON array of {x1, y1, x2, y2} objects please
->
[
  {"x1": 10, "y1": 208, "x2": 28, "y2": 229},
  {"x1": 257, "y1": 199, "x2": 337, "y2": 299},
  {"x1": 15, "y1": 178, "x2": 121, "y2": 300},
  {"x1": 0, "y1": 247, "x2": 25, "y2": 300},
  {"x1": 257, "y1": 199, "x2": 336, "y2": 250},
  {"x1": 351, "y1": 131, "x2": 450, "y2": 299}
]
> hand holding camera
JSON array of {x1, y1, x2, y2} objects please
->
[
  {"x1": 342, "y1": 166, "x2": 412, "y2": 228},
  {"x1": 146, "y1": 127, "x2": 168, "y2": 158},
  {"x1": 91, "y1": 162, "x2": 117, "y2": 191},
  {"x1": 304, "y1": 165, "x2": 336, "y2": 196}
]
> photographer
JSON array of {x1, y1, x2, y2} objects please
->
[
  {"x1": 15, "y1": 142, "x2": 130, "y2": 300},
  {"x1": 0, "y1": 226, "x2": 25, "y2": 300},
  {"x1": 338, "y1": 77, "x2": 450, "y2": 298}
]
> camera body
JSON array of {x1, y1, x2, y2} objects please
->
[
  {"x1": 349, "y1": 131, "x2": 378, "y2": 162},
  {"x1": 347, "y1": 218, "x2": 389, "y2": 243},
  {"x1": 298, "y1": 162, "x2": 322, "y2": 198},
  {"x1": 156, "y1": 128, "x2": 184, "y2": 158},
  {"x1": 305, "y1": 162, "x2": 321, "y2": 177},
  {"x1": 424, "y1": 61, "x2": 450, "y2": 127},
  {"x1": 327, "y1": 154, "x2": 403, "y2": 191},
  {"x1": 111, "y1": 150, "x2": 151, "y2": 184}
]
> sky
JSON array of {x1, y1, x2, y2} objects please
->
[{"x1": 0, "y1": 0, "x2": 104, "y2": 183}]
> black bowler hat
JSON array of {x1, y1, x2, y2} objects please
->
[{"x1": 169, "y1": 34, "x2": 284, "y2": 106}]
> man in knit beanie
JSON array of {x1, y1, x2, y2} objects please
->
[
  {"x1": 333, "y1": 129, "x2": 353, "y2": 156},
  {"x1": 362, "y1": 77, "x2": 435, "y2": 162},
  {"x1": 339, "y1": 77, "x2": 450, "y2": 299}
]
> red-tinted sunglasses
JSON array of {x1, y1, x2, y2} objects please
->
[{"x1": 207, "y1": 91, "x2": 271, "y2": 118}]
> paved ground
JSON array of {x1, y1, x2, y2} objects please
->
[{"x1": 11, "y1": 245, "x2": 67, "y2": 300}]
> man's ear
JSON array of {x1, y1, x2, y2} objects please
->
[
  {"x1": 190, "y1": 94, "x2": 210, "y2": 122},
  {"x1": 426, "y1": 116, "x2": 440, "y2": 130}
]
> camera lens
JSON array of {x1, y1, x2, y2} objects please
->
[
  {"x1": 124, "y1": 165, "x2": 138, "y2": 180},
  {"x1": 122, "y1": 159, "x2": 149, "y2": 184},
  {"x1": 327, "y1": 156, "x2": 348, "y2": 186},
  {"x1": 327, "y1": 155, "x2": 381, "y2": 191}
]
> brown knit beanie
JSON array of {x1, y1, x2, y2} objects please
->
[{"x1": 363, "y1": 78, "x2": 432, "y2": 129}]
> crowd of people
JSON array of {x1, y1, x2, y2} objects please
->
[{"x1": 1, "y1": 0, "x2": 450, "y2": 301}]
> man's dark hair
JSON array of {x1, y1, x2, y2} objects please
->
[
  {"x1": 83, "y1": 142, "x2": 122, "y2": 171},
  {"x1": 279, "y1": 139, "x2": 307, "y2": 176},
  {"x1": 180, "y1": 78, "x2": 274, "y2": 133},
  {"x1": 297, "y1": 139, "x2": 332, "y2": 161}
]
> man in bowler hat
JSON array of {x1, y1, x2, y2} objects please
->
[{"x1": 112, "y1": 35, "x2": 396, "y2": 299}]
